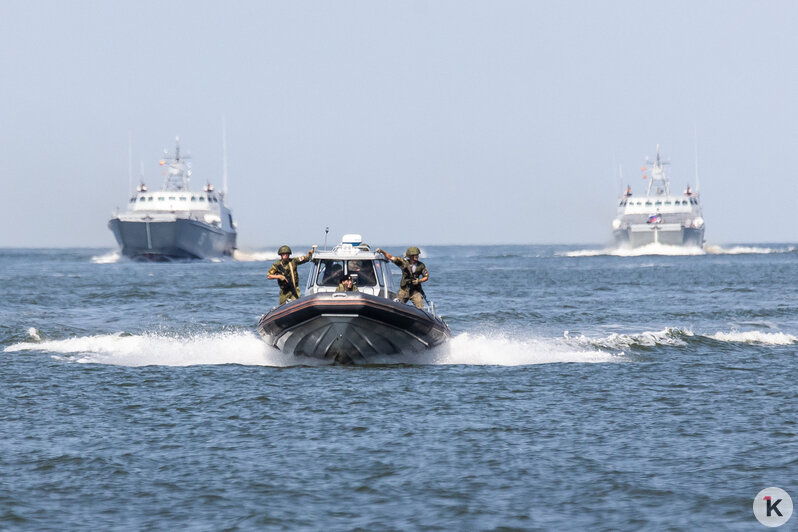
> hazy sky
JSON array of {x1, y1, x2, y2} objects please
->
[{"x1": 1, "y1": 0, "x2": 796, "y2": 248}]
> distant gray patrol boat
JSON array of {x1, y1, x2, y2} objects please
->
[
  {"x1": 108, "y1": 138, "x2": 237, "y2": 260},
  {"x1": 612, "y1": 146, "x2": 705, "y2": 248}
]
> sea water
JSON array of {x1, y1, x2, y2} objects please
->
[{"x1": 1, "y1": 245, "x2": 797, "y2": 530}]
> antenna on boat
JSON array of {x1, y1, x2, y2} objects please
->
[
  {"x1": 324, "y1": 226, "x2": 329, "y2": 250},
  {"x1": 128, "y1": 132, "x2": 133, "y2": 196},
  {"x1": 222, "y1": 115, "x2": 229, "y2": 197},
  {"x1": 693, "y1": 126, "x2": 700, "y2": 193}
]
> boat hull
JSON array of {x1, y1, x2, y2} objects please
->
[
  {"x1": 108, "y1": 217, "x2": 236, "y2": 260},
  {"x1": 614, "y1": 224, "x2": 704, "y2": 248},
  {"x1": 257, "y1": 292, "x2": 451, "y2": 363}
]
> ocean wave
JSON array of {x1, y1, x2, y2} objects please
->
[
  {"x1": 565, "y1": 327, "x2": 693, "y2": 349},
  {"x1": 707, "y1": 330, "x2": 798, "y2": 345},
  {"x1": 564, "y1": 327, "x2": 798, "y2": 349}
]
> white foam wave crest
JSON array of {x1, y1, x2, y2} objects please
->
[
  {"x1": 420, "y1": 332, "x2": 619, "y2": 366},
  {"x1": 4, "y1": 331, "x2": 304, "y2": 367},
  {"x1": 90, "y1": 250, "x2": 122, "y2": 264},
  {"x1": 565, "y1": 327, "x2": 692, "y2": 349},
  {"x1": 704, "y1": 245, "x2": 796, "y2": 255},
  {"x1": 4, "y1": 330, "x2": 619, "y2": 367},
  {"x1": 233, "y1": 250, "x2": 279, "y2": 262},
  {"x1": 562, "y1": 243, "x2": 705, "y2": 257},
  {"x1": 708, "y1": 330, "x2": 798, "y2": 345}
]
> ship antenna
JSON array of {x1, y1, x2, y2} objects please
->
[
  {"x1": 222, "y1": 115, "x2": 229, "y2": 197},
  {"x1": 128, "y1": 132, "x2": 133, "y2": 196},
  {"x1": 694, "y1": 126, "x2": 700, "y2": 193},
  {"x1": 324, "y1": 226, "x2": 329, "y2": 250}
]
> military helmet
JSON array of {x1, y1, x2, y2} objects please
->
[
  {"x1": 405, "y1": 246, "x2": 421, "y2": 257},
  {"x1": 278, "y1": 245, "x2": 292, "y2": 255}
]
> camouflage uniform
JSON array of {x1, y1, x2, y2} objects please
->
[
  {"x1": 390, "y1": 257, "x2": 428, "y2": 309},
  {"x1": 335, "y1": 282, "x2": 359, "y2": 293},
  {"x1": 269, "y1": 255, "x2": 310, "y2": 305}
]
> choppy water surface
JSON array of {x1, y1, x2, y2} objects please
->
[{"x1": 2, "y1": 245, "x2": 797, "y2": 530}]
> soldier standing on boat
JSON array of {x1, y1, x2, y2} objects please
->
[
  {"x1": 268, "y1": 245, "x2": 314, "y2": 305},
  {"x1": 376, "y1": 246, "x2": 428, "y2": 309}
]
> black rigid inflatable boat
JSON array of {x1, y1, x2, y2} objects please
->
[
  {"x1": 257, "y1": 235, "x2": 451, "y2": 364},
  {"x1": 258, "y1": 292, "x2": 450, "y2": 363}
]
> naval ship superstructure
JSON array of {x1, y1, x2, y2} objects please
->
[
  {"x1": 612, "y1": 146, "x2": 705, "y2": 248},
  {"x1": 108, "y1": 138, "x2": 237, "y2": 260}
]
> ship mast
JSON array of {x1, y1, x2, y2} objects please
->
[
  {"x1": 644, "y1": 145, "x2": 670, "y2": 197},
  {"x1": 694, "y1": 127, "x2": 700, "y2": 194},
  {"x1": 222, "y1": 115, "x2": 229, "y2": 198},
  {"x1": 160, "y1": 136, "x2": 191, "y2": 191}
]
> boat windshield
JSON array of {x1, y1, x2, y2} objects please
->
[
  {"x1": 347, "y1": 260, "x2": 377, "y2": 287},
  {"x1": 313, "y1": 259, "x2": 379, "y2": 288},
  {"x1": 316, "y1": 260, "x2": 345, "y2": 287}
]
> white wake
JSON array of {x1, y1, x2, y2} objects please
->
[
  {"x1": 562, "y1": 243, "x2": 705, "y2": 257},
  {"x1": 233, "y1": 250, "x2": 279, "y2": 262},
  {"x1": 91, "y1": 249, "x2": 278, "y2": 264},
  {"x1": 708, "y1": 330, "x2": 798, "y2": 345},
  {"x1": 704, "y1": 245, "x2": 796, "y2": 255},
  {"x1": 90, "y1": 251, "x2": 122, "y2": 264},
  {"x1": 5, "y1": 329, "x2": 619, "y2": 367},
  {"x1": 563, "y1": 243, "x2": 795, "y2": 257},
  {"x1": 4, "y1": 330, "x2": 300, "y2": 367},
  {"x1": 565, "y1": 327, "x2": 693, "y2": 349},
  {"x1": 423, "y1": 332, "x2": 619, "y2": 366}
]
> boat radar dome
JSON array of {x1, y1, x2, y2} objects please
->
[{"x1": 341, "y1": 234, "x2": 362, "y2": 246}]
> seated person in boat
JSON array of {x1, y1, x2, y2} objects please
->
[
  {"x1": 347, "y1": 260, "x2": 376, "y2": 286},
  {"x1": 376, "y1": 246, "x2": 428, "y2": 309},
  {"x1": 336, "y1": 274, "x2": 359, "y2": 292},
  {"x1": 267, "y1": 245, "x2": 314, "y2": 305}
]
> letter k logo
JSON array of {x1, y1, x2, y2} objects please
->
[
  {"x1": 765, "y1": 496, "x2": 783, "y2": 517},
  {"x1": 754, "y1": 487, "x2": 792, "y2": 527}
]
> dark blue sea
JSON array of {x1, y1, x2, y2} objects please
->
[{"x1": 2, "y1": 244, "x2": 797, "y2": 531}]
